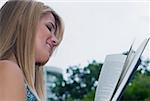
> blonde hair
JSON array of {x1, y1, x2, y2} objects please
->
[{"x1": 0, "y1": 0, "x2": 64, "y2": 100}]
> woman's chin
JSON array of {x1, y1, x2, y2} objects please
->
[
  {"x1": 35, "y1": 53, "x2": 50, "y2": 66},
  {"x1": 35, "y1": 59, "x2": 49, "y2": 66}
]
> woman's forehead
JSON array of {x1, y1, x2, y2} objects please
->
[{"x1": 41, "y1": 12, "x2": 55, "y2": 24}]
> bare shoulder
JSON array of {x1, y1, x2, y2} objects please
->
[
  {"x1": 0, "y1": 60, "x2": 26, "y2": 100},
  {"x1": 0, "y1": 60, "x2": 23, "y2": 79}
]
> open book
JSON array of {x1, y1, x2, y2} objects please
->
[{"x1": 94, "y1": 38, "x2": 149, "y2": 101}]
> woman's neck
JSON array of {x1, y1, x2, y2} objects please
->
[{"x1": 8, "y1": 53, "x2": 18, "y2": 64}]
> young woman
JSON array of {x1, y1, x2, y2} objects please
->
[{"x1": 0, "y1": 0, "x2": 64, "y2": 100}]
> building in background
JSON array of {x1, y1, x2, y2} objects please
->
[{"x1": 44, "y1": 66, "x2": 63, "y2": 101}]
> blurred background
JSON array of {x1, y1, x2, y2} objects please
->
[
  {"x1": 1, "y1": 0, "x2": 150, "y2": 101},
  {"x1": 43, "y1": 0, "x2": 150, "y2": 101}
]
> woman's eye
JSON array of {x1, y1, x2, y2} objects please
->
[
  {"x1": 46, "y1": 22, "x2": 56, "y2": 34},
  {"x1": 46, "y1": 25, "x2": 52, "y2": 32}
]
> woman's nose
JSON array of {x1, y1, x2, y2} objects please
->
[{"x1": 51, "y1": 35, "x2": 58, "y2": 46}]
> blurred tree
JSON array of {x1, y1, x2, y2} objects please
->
[
  {"x1": 80, "y1": 90, "x2": 96, "y2": 101},
  {"x1": 121, "y1": 70, "x2": 150, "y2": 101},
  {"x1": 51, "y1": 60, "x2": 102, "y2": 101},
  {"x1": 140, "y1": 58, "x2": 150, "y2": 76}
]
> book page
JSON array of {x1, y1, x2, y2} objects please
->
[
  {"x1": 94, "y1": 54, "x2": 127, "y2": 101},
  {"x1": 118, "y1": 49, "x2": 135, "y2": 86},
  {"x1": 111, "y1": 38, "x2": 149, "y2": 101}
]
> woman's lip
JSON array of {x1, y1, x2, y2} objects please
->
[
  {"x1": 46, "y1": 43, "x2": 54, "y2": 51},
  {"x1": 46, "y1": 43, "x2": 51, "y2": 49}
]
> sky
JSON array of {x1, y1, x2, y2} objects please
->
[
  {"x1": 0, "y1": 0, "x2": 149, "y2": 72},
  {"x1": 43, "y1": 0, "x2": 150, "y2": 71}
]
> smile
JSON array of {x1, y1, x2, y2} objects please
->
[{"x1": 46, "y1": 43, "x2": 51, "y2": 49}]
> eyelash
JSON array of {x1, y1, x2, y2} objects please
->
[{"x1": 46, "y1": 25, "x2": 52, "y2": 32}]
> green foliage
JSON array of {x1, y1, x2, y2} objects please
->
[
  {"x1": 81, "y1": 90, "x2": 96, "y2": 101},
  {"x1": 51, "y1": 60, "x2": 102, "y2": 100},
  {"x1": 121, "y1": 70, "x2": 150, "y2": 101}
]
